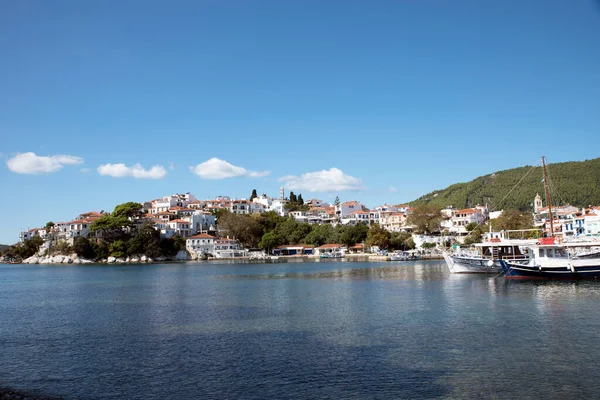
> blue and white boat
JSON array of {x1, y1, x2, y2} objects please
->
[{"x1": 500, "y1": 237, "x2": 600, "y2": 280}]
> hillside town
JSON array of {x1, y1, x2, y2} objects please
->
[{"x1": 13, "y1": 187, "x2": 600, "y2": 262}]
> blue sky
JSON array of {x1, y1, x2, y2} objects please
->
[{"x1": 1, "y1": 1, "x2": 599, "y2": 244}]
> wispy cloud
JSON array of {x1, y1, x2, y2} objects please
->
[
  {"x1": 80, "y1": 168, "x2": 91, "y2": 173},
  {"x1": 190, "y1": 158, "x2": 270, "y2": 179},
  {"x1": 389, "y1": 186, "x2": 398, "y2": 193},
  {"x1": 7, "y1": 152, "x2": 83, "y2": 174},
  {"x1": 168, "y1": 162, "x2": 175, "y2": 171},
  {"x1": 97, "y1": 163, "x2": 167, "y2": 179},
  {"x1": 278, "y1": 168, "x2": 364, "y2": 192}
]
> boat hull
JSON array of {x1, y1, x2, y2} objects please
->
[
  {"x1": 442, "y1": 253, "x2": 503, "y2": 274},
  {"x1": 500, "y1": 260, "x2": 600, "y2": 280}
]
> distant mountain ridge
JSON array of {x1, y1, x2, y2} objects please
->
[{"x1": 410, "y1": 158, "x2": 600, "y2": 211}]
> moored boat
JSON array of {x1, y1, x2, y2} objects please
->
[
  {"x1": 500, "y1": 237, "x2": 600, "y2": 279},
  {"x1": 500, "y1": 157, "x2": 600, "y2": 279},
  {"x1": 442, "y1": 238, "x2": 535, "y2": 274}
]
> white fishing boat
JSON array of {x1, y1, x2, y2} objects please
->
[{"x1": 442, "y1": 238, "x2": 536, "y2": 274}]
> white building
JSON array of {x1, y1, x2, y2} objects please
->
[
  {"x1": 305, "y1": 199, "x2": 329, "y2": 208},
  {"x1": 249, "y1": 202, "x2": 267, "y2": 214},
  {"x1": 450, "y1": 207, "x2": 487, "y2": 235},
  {"x1": 186, "y1": 234, "x2": 246, "y2": 258},
  {"x1": 150, "y1": 193, "x2": 197, "y2": 214},
  {"x1": 230, "y1": 200, "x2": 250, "y2": 215},
  {"x1": 186, "y1": 233, "x2": 217, "y2": 255},
  {"x1": 269, "y1": 199, "x2": 289, "y2": 216},
  {"x1": 335, "y1": 201, "x2": 366, "y2": 218},
  {"x1": 168, "y1": 219, "x2": 192, "y2": 237},
  {"x1": 187, "y1": 212, "x2": 216, "y2": 234}
]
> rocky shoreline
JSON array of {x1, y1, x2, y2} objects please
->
[
  {"x1": 5, "y1": 252, "x2": 443, "y2": 265},
  {"x1": 16, "y1": 251, "x2": 191, "y2": 265}
]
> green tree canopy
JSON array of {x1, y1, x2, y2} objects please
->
[
  {"x1": 366, "y1": 223, "x2": 391, "y2": 249},
  {"x1": 113, "y1": 202, "x2": 143, "y2": 219},
  {"x1": 259, "y1": 231, "x2": 281, "y2": 252},
  {"x1": 407, "y1": 204, "x2": 443, "y2": 234},
  {"x1": 489, "y1": 209, "x2": 533, "y2": 231},
  {"x1": 250, "y1": 189, "x2": 258, "y2": 201}
]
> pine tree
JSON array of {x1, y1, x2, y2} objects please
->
[
  {"x1": 250, "y1": 189, "x2": 257, "y2": 201},
  {"x1": 298, "y1": 194, "x2": 304, "y2": 205},
  {"x1": 289, "y1": 191, "x2": 297, "y2": 203}
]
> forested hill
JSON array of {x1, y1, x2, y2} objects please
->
[{"x1": 410, "y1": 158, "x2": 600, "y2": 211}]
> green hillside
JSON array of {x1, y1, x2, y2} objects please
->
[{"x1": 410, "y1": 158, "x2": 600, "y2": 211}]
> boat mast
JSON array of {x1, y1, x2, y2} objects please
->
[{"x1": 542, "y1": 156, "x2": 554, "y2": 238}]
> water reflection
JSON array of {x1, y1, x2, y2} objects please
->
[
  {"x1": 4, "y1": 261, "x2": 600, "y2": 399},
  {"x1": 218, "y1": 261, "x2": 447, "y2": 282}
]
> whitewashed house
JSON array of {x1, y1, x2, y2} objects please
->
[
  {"x1": 335, "y1": 201, "x2": 366, "y2": 219},
  {"x1": 168, "y1": 219, "x2": 192, "y2": 237},
  {"x1": 186, "y1": 233, "x2": 217, "y2": 256},
  {"x1": 188, "y1": 211, "x2": 216, "y2": 234}
]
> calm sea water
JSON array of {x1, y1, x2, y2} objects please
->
[{"x1": 2, "y1": 260, "x2": 600, "y2": 399}]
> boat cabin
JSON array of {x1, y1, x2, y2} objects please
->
[{"x1": 473, "y1": 239, "x2": 537, "y2": 261}]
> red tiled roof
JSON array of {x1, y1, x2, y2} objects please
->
[
  {"x1": 275, "y1": 244, "x2": 315, "y2": 249},
  {"x1": 455, "y1": 209, "x2": 477, "y2": 214},
  {"x1": 317, "y1": 243, "x2": 343, "y2": 249},
  {"x1": 188, "y1": 233, "x2": 216, "y2": 239},
  {"x1": 170, "y1": 219, "x2": 189, "y2": 223}
]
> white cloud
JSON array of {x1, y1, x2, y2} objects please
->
[
  {"x1": 97, "y1": 163, "x2": 167, "y2": 179},
  {"x1": 7, "y1": 152, "x2": 83, "y2": 174},
  {"x1": 190, "y1": 158, "x2": 270, "y2": 179},
  {"x1": 389, "y1": 186, "x2": 398, "y2": 193},
  {"x1": 278, "y1": 168, "x2": 364, "y2": 192}
]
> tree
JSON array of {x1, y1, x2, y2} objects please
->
[
  {"x1": 128, "y1": 223, "x2": 160, "y2": 255},
  {"x1": 289, "y1": 191, "x2": 297, "y2": 203},
  {"x1": 260, "y1": 211, "x2": 285, "y2": 235},
  {"x1": 334, "y1": 196, "x2": 340, "y2": 206},
  {"x1": 112, "y1": 202, "x2": 143, "y2": 219},
  {"x1": 92, "y1": 240, "x2": 110, "y2": 260},
  {"x1": 73, "y1": 237, "x2": 96, "y2": 260},
  {"x1": 90, "y1": 214, "x2": 131, "y2": 240},
  {"x1": 45, "y1": 221, "x2": 55, "y2": 230},
  {"x1": 259, "y1": 231, "x2": 281, "y2": 253},
  {"x1": 297, "y1": 194, "x2": 304, "y2": 205},
  {"x1": 366, "y1": 223, "x2": 391, "y2": 249},
  {"x1": 109, "y1": 240, "x2": 127, "y2": 258},
  {"x1": 336, "y1": 224, "x2": 369, "y2": 247},
  {"x1": 407, "y1": 204, "x2": 443, "y2": 234},
  {"x1": 389, "y1": 231, "x2": 412, "y2": 250},
  {"x1": 217, "y1": 212, "x2": 263, "y2": 248},
  {"x1": 275, "y1": 217, "x2": 311, "y2": 244},
  {"x1": 303, "y1": 224, "x2": 335, "y2": 247},
  {"x1": 465, "y1": 222, "x2": 479, "y2": 232},
  {"x1": 421, "y1": 242, "x2": 436, "y2": 249},
  {"x1": 489, "y1": 209, "x2": 533, "y2": 231},
  {"x1": 250, "y1": 189, "x2": 258, "y2": 201}
]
